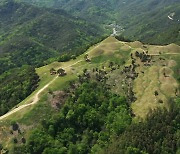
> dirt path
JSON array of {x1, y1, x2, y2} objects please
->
[
  {"x1": 0, "y1": 41, "x2": 103, "y2": 121},
  {"x1": 0, "y1": 60, "x2": 83, "y2": 121},
  {"x1": 168, "y1": 15, "x2": 173, "y2": 20},
  {"x1": 149, "y1": 53, "x2": 180, "y2": 56},
  {"x1": 0, "y1": 38, "x2": 179, "y2": 120}
]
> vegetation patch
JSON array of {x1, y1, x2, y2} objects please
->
[{"x1": 0, "y1": 66, "x2": 39, "y2": 116}]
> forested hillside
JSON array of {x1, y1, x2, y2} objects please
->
[
  {"x1": 18, "y1": 0, "x2": 180, "y2": 45},
  {"x1": 0, "y1": 66, "x2": 39, "y2": 116},
  {"x1": 13, "y1": 72, "x2": 132, "y2": 154},
  {"x1": 12, "y1": 68, "x2": 180, "y2": 154},
  {"x1": 117, "y1": 0, "x2": 180, "y2": 45},
  {"x1": 105, "y1": 100, "x2": 180, "y2": 154},
  {"x1": 0, "y1": 0, "x2": 105, "y2": 74},
  {"x1": 0, "y1": 0, "x2": 105, "y2": 120},
  {"x1": 0, "y1": 36, "x2": 179, "y2": 153},
  {"x1": 15, "y1": 0, "x2": 116, "y2": 23},
  {"x1": 0, "y1": 0, "x2": 179, "y2": 153}
]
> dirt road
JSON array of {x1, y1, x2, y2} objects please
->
[
  {"x1": 0, "y1": 60, "x2": 83, "y2": 121},
  {"x1": 0, "y1": 41, "x2": 103, "y2": 121}
]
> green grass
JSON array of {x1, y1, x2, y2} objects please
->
[
  {"x1": 169, "y1": 54, "x2": 180, "y2": 83},
  {"x1": 48, "y1": 74, "x2": 78, "y2": 92},
  {"x1": 3, "y1": 36, "x2": 180, "y2": 121},
  {"x1": 0, "y1": 36, "x2": 180, "y2": 149}
]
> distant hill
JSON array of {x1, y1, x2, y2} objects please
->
[
  {"x1": 116, "y1": 0, "x2": 180, "y2": 45},
  {"x1": 0, "y1": 0, "x2": 104, "y2": 74},
  {"x1": 15, "y1": 0, "x2": 116, "y2": 23},
  {"x1": 17, "y1": 0, "x2": 180, "y2": 45}
]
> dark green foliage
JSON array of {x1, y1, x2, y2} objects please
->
[
  {"x1": 57, "y1": 36, "x2": 107, "y2": 62},
  {"x1": 57, "y1": 68, "x2": 66, "y2": 76},
  {"x1": 0, "y1": 0, "x2": 105, "y2": 74},
  {"x1": 115, "y1": 35, "x2": 132, "y2": 42},
  {"x1": 11, "y1": 121, "x2": 19, "y2": 131},
  {"x1": 104, "y1": 100, "x2": 180, "y2": 154},
  {"x1": 15, "y1": 80, "x2": 131, "y2": 153},
  {"x1": 0, "y1": 144, "x2": 3, "y2": 150},
  {"x1": 18, "y1": 0, "x2": 180, "y2": 45},
  {"x1": 13, "y1": 138, "x2": 18, "y2": 144},
  {"x1": 0, "y1": 65, "x2": 39, "y2": 116},
  {"x1": 58, "y1": 54, "x2": 72, "y2": 62},
  {"x1": 21, "y1": 138, "x2": 26, "y2": 144},
  {"x1": 13, "y1": 145, "x2": 28, "y2": 154}
]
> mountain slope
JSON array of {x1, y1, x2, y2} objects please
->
[
  {"x1": 0, "y1": 37, "x2": 179, "y2": 153},
  {"x1": 15, "y1": 0, "x2": 116, "y2": 23},
  {"x1": 117, "y1": 0, "x2": 180, "y2": 45},
  {"x1": 17, "y1": 0, "x2": 180, "y2": 45},
  {"x1": 0, "y1": 0, "x2": 104, "y2": 74}
]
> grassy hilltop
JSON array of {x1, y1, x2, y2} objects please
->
[
  {"x1": 0, "y1": 37, "x2": 179, "y2": 153},
  {"x1": 0, "y1": 0, "x2": 179, "y2": 153}
]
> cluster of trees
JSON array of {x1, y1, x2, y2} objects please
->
[
  {"x1": 14, "y1": 79, "x2": 131, "y2": 153},
  {"x1": 105, "y1": 99, "x2": 180, "y2": 154},
  {"x1": 0, "y1": 65, "x2": 39, "y2": 116},
  {"x1": 115, "y1": 35, "x2": 132, "y2": 42}
]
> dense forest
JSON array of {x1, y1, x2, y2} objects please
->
[
  {"x1": 105, "y1": 99, "x2": 180, "y2": 154},
  {"x1": 0, "y1": 66, "x2": 39, "y2": 116}
]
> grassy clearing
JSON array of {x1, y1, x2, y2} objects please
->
[
  {"x1": 132, "y1": 52, "x2": 179, "y2": 119},
  {"x1": 132, "y1": 65, "x2": 167, "y2": 119},
  {"x1": 2, "y1": 36, "x2": 180, "y2": 121},
  {"x1": 3, "y1": 37, "x2": 122, "y2": 119},
  {"x1": 147, "y1": 43, "x2": 180, "y2": 54},
  {"x1": 0, "y1": 36, "x2": 179, "y2": 147},
  {"x1": 169, "y1": 54, "x2": 180, "y2": 82},
  {"x1": 0, "y1": 94, "x2": 55, "y2": 150}
]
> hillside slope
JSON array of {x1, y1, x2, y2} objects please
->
[
  {"x1": 0, "y1": 36, "x2": 179, "y2": 121},
  {"x1": 0, "y1": 37, "x2": 179, "y2": 153},
  {"x1": 117, "y1": 0, "x2": 180, "y2": 45},
  {"x1": 17, "y1": 0, "x2": 180, "y2": 45},
  {"x1": 0, "y1": 0, "x2": 104, "y2": 74}
]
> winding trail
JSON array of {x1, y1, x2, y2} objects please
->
[
  {"x1": 0, "y1": 42, "x2": 102, "y2": 121},
  {"x1": 149, "y1": 53, "x2": 180, "y2": 56},
  {"x1": 1, "y1": 38, "x2": 178, "y2": 121},
  {"x1": 0, "y1": 60, "x2": 83, "y2": 121}
]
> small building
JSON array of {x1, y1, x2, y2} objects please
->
[
  {"x1": 50, "y1": 68, "x2": 57, "y2": 75},
  {"x1": 57, "y1": 68, "x2": 67, "y2": 76},
  {"x1": 84, "y1": 54, "x2": 91, "y2": 62}
]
